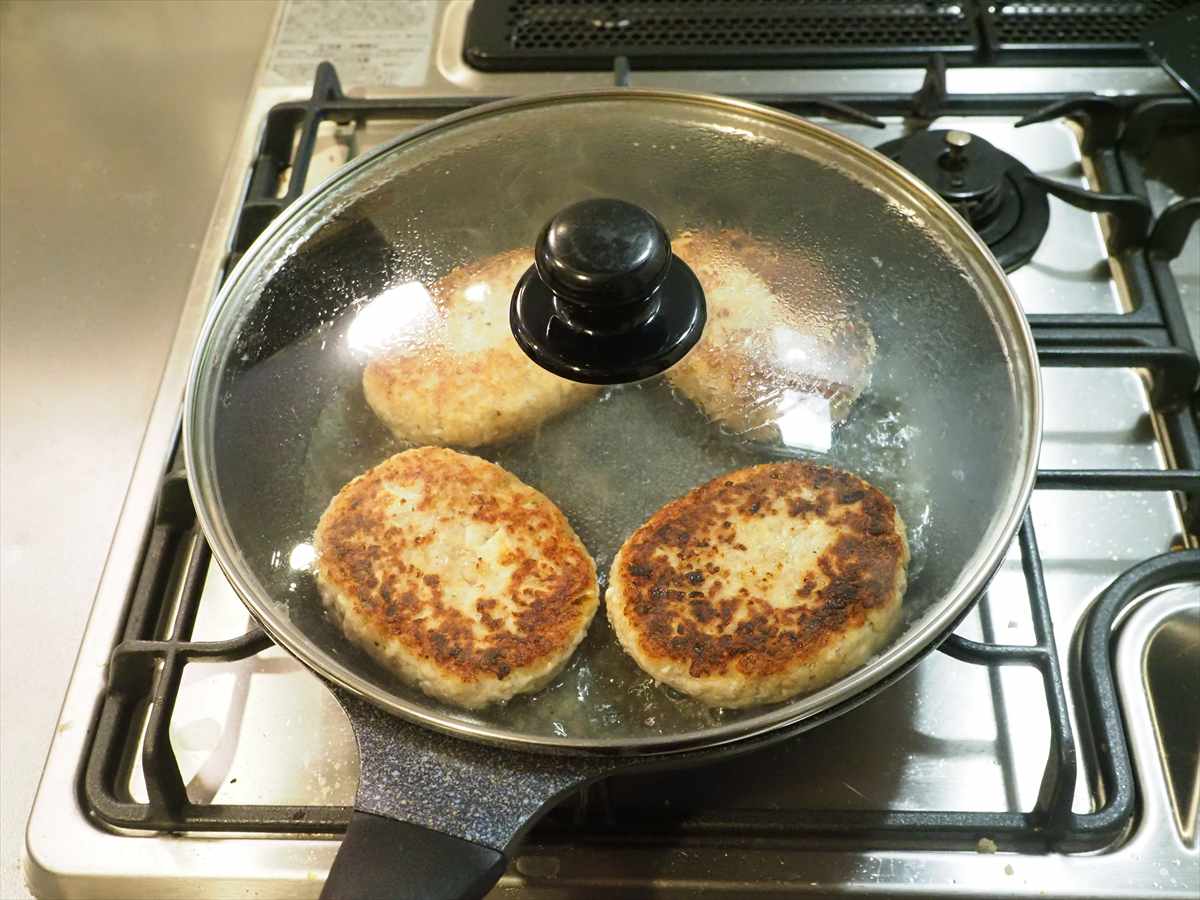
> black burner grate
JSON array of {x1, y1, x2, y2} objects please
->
[
  {"x1": 80, "y1": 64, "x2": 1200, "y2": 852},
  {"x1": 466, "y1": 0, "x2": 980, "y2": 69}
]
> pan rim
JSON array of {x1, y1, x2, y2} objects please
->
[{"x1": 183, "y1": 88, "x2": 1042, "y2": 757}]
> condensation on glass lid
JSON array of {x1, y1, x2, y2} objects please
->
[
  {"x1": 664, "y1": 228, "x2": 877, "y2": 451},
  {"x1": 286, "y1": 253, "x2": 937, "y2": 732}
]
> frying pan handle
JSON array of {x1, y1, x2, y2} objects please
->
[
  {"x1": 321, "y1": 810, "x2": 505, "y2": 900},
  {"x1": 328, "y1": 688, "x2": 620, "y2": 900}
]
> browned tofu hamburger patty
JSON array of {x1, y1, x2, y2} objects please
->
[
  {"x1": 607, "y1": 461, "x2": 908, "y2": 707},
  {"x1": 362, "y1": 250, "x2": 597, "y2": 448},
  {"x1": 314, "y1": 447, "x2": 599, "y2": 709},
  {"x1": 668, "y1": 230, "x2": 877, "y2": 442}
]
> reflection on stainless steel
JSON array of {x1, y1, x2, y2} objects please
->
[
  {"x1": 21, "y1": 2, "x2": 1200, "y2": 898},
  {"x1": 1113, "y1": 588, "x2": 1200, "y2": 875},
  {"x1": 1141, "y1": 594, "x2": 1200, "y2": 843}
]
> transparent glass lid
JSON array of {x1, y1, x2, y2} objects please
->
[{"x1": 185, "y1": 91, "x2": 1036, "y2": 750}]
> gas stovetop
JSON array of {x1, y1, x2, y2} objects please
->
[{"x1": 24, "y1": 3, "x2": 1200, "y2": 898}]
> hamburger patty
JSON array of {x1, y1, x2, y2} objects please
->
[
  {"x1": 314, "y1": 447, "x2": 599, "y2": 709},
  {"x1": 668, "y1": 230, "x2": 876, "y2": 443},
  {"x1": 362, "y1": 250, "x2": 596, "y2": 448},
  {"x1": 607, "y1": 461, "x2": 908, "y2": 708}
]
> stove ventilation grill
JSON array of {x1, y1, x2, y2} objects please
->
[
  {"x1": 463, "y1": 0, "x2": 1190, "y2": 70},
  {"x1": 987, "y1": 1, "x2": 1188, "y2": 60},
  {"x1": 466, "y1": 0, "x2": 979, "y2": 69}
]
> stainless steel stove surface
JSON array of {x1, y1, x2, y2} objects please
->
[{"x1": 24, "y1": 3, "x2": 1200, "y2": 898}]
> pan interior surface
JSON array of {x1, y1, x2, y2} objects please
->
[{"x1": 185, "y1": 91, "x2": 1039, "y2": 754}]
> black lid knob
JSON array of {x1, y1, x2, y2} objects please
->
[
  {"x1": 511, "y1": 199, "x2": 706, "y2": 385},
  {"x1": 536, "y1": 199, "x2": 671, "y2": 308}
]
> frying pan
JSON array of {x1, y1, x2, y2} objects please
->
[{"x1": 182, "y1": 91, "x2": 1041, "y2": 899}]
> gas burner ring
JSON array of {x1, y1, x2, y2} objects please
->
[{"x1": 876, "y1": 130, "x2": 1050, "y2": 272}]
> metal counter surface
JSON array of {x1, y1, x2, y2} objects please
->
[{"x1": 0, "y1": 3, "x2": 277, "y2": 897}]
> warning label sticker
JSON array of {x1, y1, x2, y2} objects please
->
[{"x1": 265, "y1": 0, "x2": 437, "y2": 88}]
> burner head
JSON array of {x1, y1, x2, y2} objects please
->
[
  {"x1": 876, "y1": 129, "x2": 1050, "y2": 272},
  {"x1": 894, "y1": 130, "x2": 1009, "y2": 228}
]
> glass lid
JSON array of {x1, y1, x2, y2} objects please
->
[{"x1": 185, "y1": 91, "x2": 1039, "y2": 753}]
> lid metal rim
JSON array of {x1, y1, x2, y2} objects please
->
[{"x1": 183, "y1": 88, "x2": 1043, "y2": 757}]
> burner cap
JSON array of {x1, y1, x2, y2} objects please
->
[{"x1": 876, "y1": 130, "x2": 1049, "y2": 272}]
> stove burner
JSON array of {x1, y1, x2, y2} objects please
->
[{"x1": 875, "y1": 130, "x2": 1050, "y2": 272}]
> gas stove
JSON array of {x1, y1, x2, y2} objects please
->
[{"x1": 24, "y1": 3, "x2": 1199, "y2": 898}]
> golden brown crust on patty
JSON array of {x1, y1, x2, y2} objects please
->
[
  {"x1": 362, "y1": 250, "x2": 597, "y2": 448},
  {"x1": 607, "y1": 461, "x2": 907, "y2": 707},
  {"x1": 668, "y1": 230, "x2": 876, "y2": 440},
  {"x1": 314, "y1": 447, "x2": 599, "y2": 708}
]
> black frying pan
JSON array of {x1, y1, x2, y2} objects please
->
[{"x1": 183, "y1": 91, "x2": 1042, "y2": 900}]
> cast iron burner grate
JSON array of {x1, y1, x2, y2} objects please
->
[{"x1": 80, "y1": 63, "x2": 1200, "y2": 850}]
